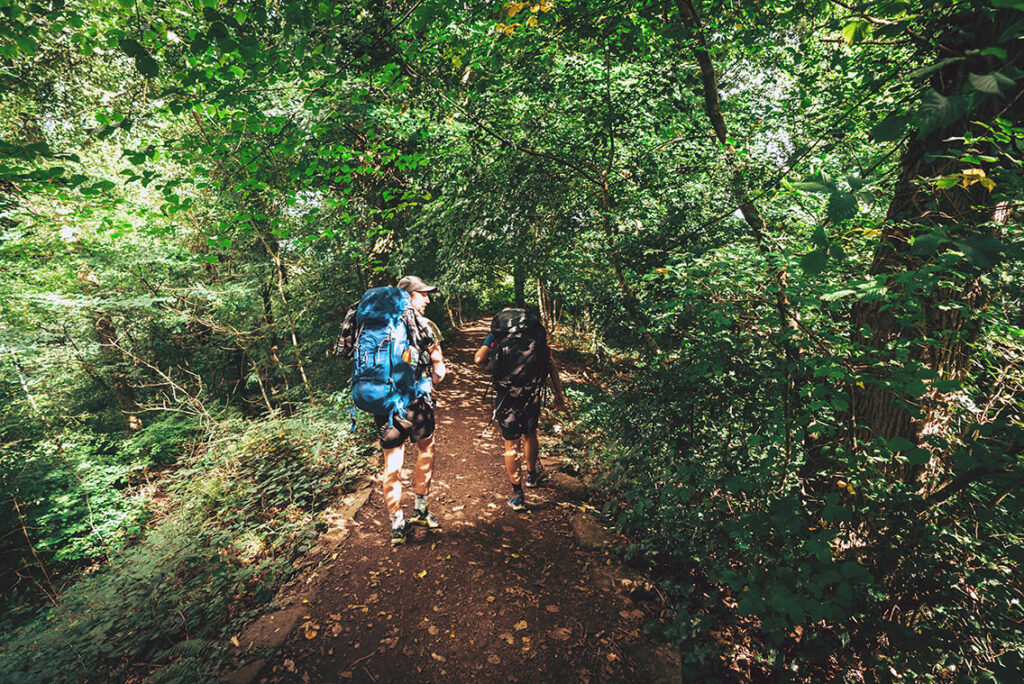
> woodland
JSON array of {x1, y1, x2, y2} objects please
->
[{"x1": 1, "y1": 0, "x2": 1022, "y2": 681}]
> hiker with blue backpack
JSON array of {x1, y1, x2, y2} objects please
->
[
  {"x1": 337, "y1": 276, "x2": 446, "y2": 546},
  {"x1": 474, "y1": 307, "x2": 564, "y2": 512}
]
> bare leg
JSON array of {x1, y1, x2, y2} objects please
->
[
  {"x1": 414, "y1": 435, "x2": 435, "y2": 495},
  {"x1": 524, "y1": 430, "x2": 540, "y2": 473},
  {"x1": 382, "y1": 445, "x2": 405, "y2": 518},
  {"x1": 504, "y1": 438, "x2": 523, "y2": 486}
]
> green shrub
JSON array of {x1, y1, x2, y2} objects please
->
[{"x1": 0, "y1": 405, "x2": 375, "y2": 682}]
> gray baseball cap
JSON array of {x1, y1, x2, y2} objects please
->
[{"x1": 397, "y1": 275, "x2": 438, "y2": 293}]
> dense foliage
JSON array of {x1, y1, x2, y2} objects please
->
[{"x1": 1, "y1": 0, "x2": 1021, "y2": 680}]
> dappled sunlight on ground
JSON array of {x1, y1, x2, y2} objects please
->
[{"x1": 248, "y1": 319, "x2": 657, "y2": 683}]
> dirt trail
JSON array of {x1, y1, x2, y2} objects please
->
[{"x1": 242, "y1": 319, "x2": 673, "y2": 683}]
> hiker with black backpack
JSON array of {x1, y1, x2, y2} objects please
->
[
  {"x1": 474, "y1": 307, "x2": 565, "y2": 511},
  {"x1": 336, "y1": 276, "x2": 446, "y2": 546}
]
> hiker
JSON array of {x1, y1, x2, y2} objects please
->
[
  {"x1": 474, "y1": 307, "x2": 565, "y2": 511},
  {"x1": 338, "y1": 276, "x2": 446, "y2": 546}
]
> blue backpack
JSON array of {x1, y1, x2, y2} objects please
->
[{"x1": 350, "y1": 287, "x2": 422, "y2": 426}]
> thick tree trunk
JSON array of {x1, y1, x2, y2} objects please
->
[{"x1": 850, "y1": 21, "x2": 1022, "y2": 485}]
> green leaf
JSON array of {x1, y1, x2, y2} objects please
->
[
  {"x1": 968, "y1": 72, "x2": 1016, "y2": 95},
  {"x1": 906, "y1": 448, "x2": 931, "y2": 466},
  {"x1": 841, "y1": 20, "x2": 870, "y2": 45},
  {"x1": 811, "y1": 226, "x2": 827, "y2": 248},
  {"x1": 118, "y1": 38, "x2": 143, "y2": 57},
  {"x1": 800, "y1": 248, "x2": 828, "y2": 275},
  {"x1": 887, "y1": 437, "x2": 915, "y2": 452},
  {"x1": 821, "y1": 288, "x2": 856, "y2": 301},
  {"x1": 955, "y1": 234, "x2": 1003, "y2": 269},
  {"x1": 911, "y1": 230, "x2": 948, "y2": 256},
  {"x1": 792, "y1": 181, "x2": 831, "y2": 194},
  {"x1": 991, "y1": 0, "x2": 1024, "y2": 8},
  {"x1": 15, "y1": 34, "x2": 37, "y2": 55},
  {"x1": 908, "y1": 57, "x2": 962, "y2": 80},
  {"x1": 827, "y1": 192, "x2": 858, "y2": 222},
  {"x1": 916, "y1": 90, "x2": 969, "y2": 135},
  {"x1": 871, "y1": 114, "x2": 906, "y2": 142},
  {"x1": 981, "y1": 46, "x2": 1008, "y2": 61},
  {"x1": 135, "y1": 52, "x2": 159, "y2": 77}
]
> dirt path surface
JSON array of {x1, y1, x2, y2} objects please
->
[{"x1": 240, "y1": 320, "x2": 673, "y2": 683}]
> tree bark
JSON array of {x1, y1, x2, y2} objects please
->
[
  {"x1": 674, "y1": 0, "x2": 800, "y2": 466},
  {"x1": 850, "y1": 21, "x2": 1022, "y2": 484},
  {"x1": 95, "y1": 316, "x2": 142, "y2": 431}
]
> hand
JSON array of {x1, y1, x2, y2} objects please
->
[{"x1": 431, "y1": 371, "x2": 442, "y2": 386}]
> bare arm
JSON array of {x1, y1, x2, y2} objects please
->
[
  {"x1": 430, "y1": 342, "x2": 446, "y2": 385},
  {"x1": 474, "y1": 345, "x2": 491, "y2": 366}
]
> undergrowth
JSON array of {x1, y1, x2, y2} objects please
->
[{"x1": 0, "y1": 404, "x2": 375, "y2": 683}]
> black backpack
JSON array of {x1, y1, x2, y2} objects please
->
[{"x1": 489, "y1": 308, "x2": 550, "y2": 397}]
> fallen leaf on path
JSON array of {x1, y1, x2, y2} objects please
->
[
  {"x1": 229, "y1": 636, "x2": 240, "y2": 647},
  {"x1": 283, "y1": 659, "x2": 296, "y2": 672},
  {"x1": 500, "y1": 632, "x2": 514, "y2": 645},
  {"x1": 514, "y1": 620, "x2": 528, "y2": 631},
  {"x1": 431, "y1": 652, "x2": 446, "y2": 663},
  {"x1": 546, "y1": 605, "x2": 559, "y2": 613},
  {"x1": 329, "y1": 613, "x2": 341, "y2": 621},
  {"x1": 487, "y1": 595, "x2": 495, "y2": 602},
  {"x1": 428, "y1": 625, "x2": 438, "y2": 635},
  {"x1": 340, "y1": 671, "x2": 353, "y2": 678},
  {"x1": 551, "y1": 627, "x2": 571, "y2": 640},
  {"x1": 418, "y1": 570, "x2": 427, "y2": 578},
  {"x1": 488, "y1": 654, "x2": 501, "y2": 664},
  {"x1": 305, "y1": 628, "x2": 317, "y2": 639},
  {"x1": 452, "y1": 505, "x2": 465, "y2": 512}
]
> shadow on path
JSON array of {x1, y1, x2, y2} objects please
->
[{"x1": 241, "y1": 319, "x2": 671, "y2": 683}]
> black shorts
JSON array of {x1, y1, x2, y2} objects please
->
[
  {"x1": 375, "y1": 396, "x2": 435, "y2": 449},
  {"x1": 495, "y1": 391, "x2": 541, "y2": 441}
]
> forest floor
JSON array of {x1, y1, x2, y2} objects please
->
[{"x1": 224, "y1": 319, "x2": 680, "y2": 683}]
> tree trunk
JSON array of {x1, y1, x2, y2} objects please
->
[
  {"x1": 513, "y1": 252, "x2": 526, "y2": 308},
  {"x1": 95, "y1": 316, "x2": 142, "y2": 431},
  {"x1": 850, "y1": 19, "x2": 1022, "y2": 485}
]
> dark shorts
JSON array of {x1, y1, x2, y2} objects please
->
[
  {"x1": 495, "y1": 391, "x2": 541, "y2": 441},
  {"x1": 375, "y1": 396, "x2": 435, "y2": 449}
]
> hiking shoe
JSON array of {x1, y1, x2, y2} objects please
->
[
  {"x1": 507, "y1": 491, "x2": 526, "y2": 511},
  {"x1": 525, "y1": 465, "x2": 547, "y2": 488},
  {"x1": 391, "y1": 523, "x2": 408, "y2": 547},
  {"x1": 408, "y1": 508, "x2": 441, "y2": 529}
]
